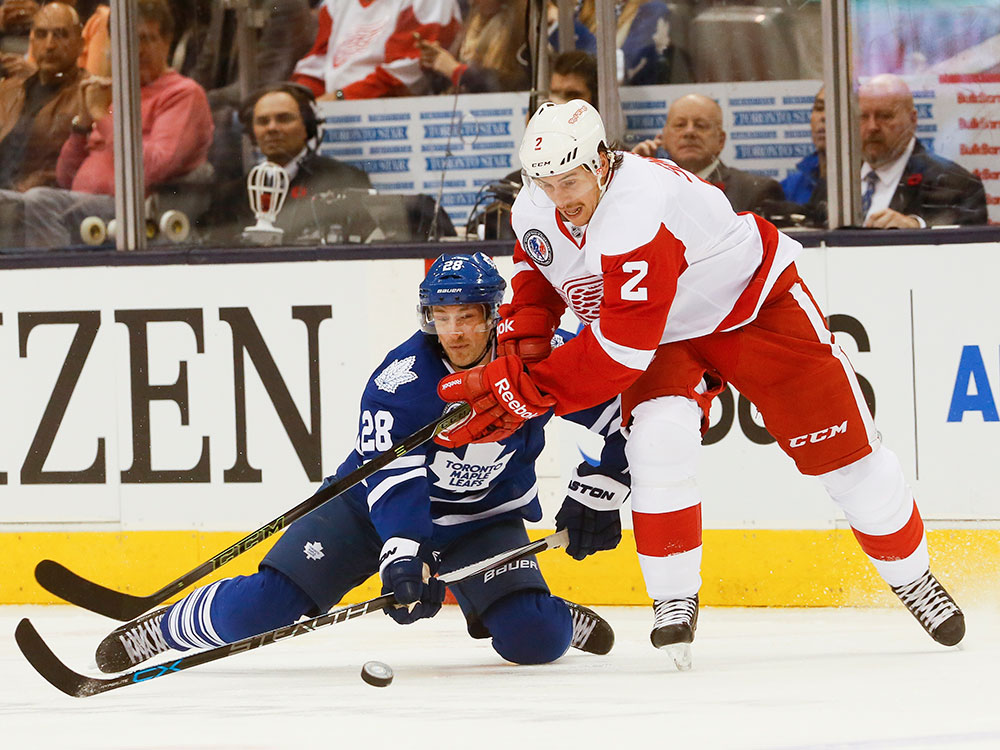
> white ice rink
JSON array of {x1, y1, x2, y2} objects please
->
[{"x1": 3, "y1": 604, "x2": 999, "y2": 750}]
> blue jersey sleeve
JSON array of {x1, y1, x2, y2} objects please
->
[{"x1": 354, "y1": 337, "x2": 449, "y2": 545}]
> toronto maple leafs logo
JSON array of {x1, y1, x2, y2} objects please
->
[
  {"x1": 428, "y1": 443, "x2": 514, "y2": 491},
  {"x1": 522, "y1": 229, "x2": 553, "y2": 266},
  {"x1": 375, "y1": 356, "x2": 418, "y2": 393},
  {"x1": 303, "y1": 541, "x2": 324, "y2": 561}
]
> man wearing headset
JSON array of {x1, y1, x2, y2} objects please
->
[{"x1": 209, "y1": 82, "x2": 374, "y2": 245}]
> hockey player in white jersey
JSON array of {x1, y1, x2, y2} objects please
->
[
  {"x1": 436, "y1": 100, "x2": 965, "y2": 670},
  {"x1": 94, "y1": 253, "x2": 625, "y2": 674}
]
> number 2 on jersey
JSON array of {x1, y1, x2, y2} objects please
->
[{"x1": 620, "y1": 261, "x2": 649, "y2": 301}]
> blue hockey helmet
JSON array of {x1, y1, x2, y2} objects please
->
[{"x1": 418, "y1": 253, "x2": 506, "y2": 334}]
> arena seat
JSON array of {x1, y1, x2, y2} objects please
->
[{"x1": 689, "y1": 5, "x2": 803, "y2": 82}]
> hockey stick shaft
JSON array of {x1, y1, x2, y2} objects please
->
[
  {"x1": 16, "y1": 530, "x2": 569, "y2": 698},
  {"x1": 34, "y1": 403, "x2": 472, "y2": 621}
]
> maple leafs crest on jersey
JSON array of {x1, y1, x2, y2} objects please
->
[{"x1": 375, "y1": 356, "x2": 418, "y2": 393}]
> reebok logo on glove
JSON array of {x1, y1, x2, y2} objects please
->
[
  {"x1": 494, "y1": 377, "x2": 544, "y2": 420},
  {"x1": 497, "y1": 319, "x2": 515, "y2": 337}
]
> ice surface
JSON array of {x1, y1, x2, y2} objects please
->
[{"x1": 3, "y1": 604, "x2": 999, "y2": 750}]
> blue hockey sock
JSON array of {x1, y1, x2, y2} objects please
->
[
  {"x1": 160, "y1": 566, "x2": 315, "y2": 651},
  {"x1": 482, "y1": 591, "x2": 572, "y2": 665}
]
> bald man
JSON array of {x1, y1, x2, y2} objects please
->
[
  {"x1": 632, "y1": 93, "x2": 783, "y2": 214},
  {"x1": 857, "y1": 73, "x2": 985, "y2": 228},
  {"x1": 0, "y1": 1, "x2": 85, "y2": 191}
]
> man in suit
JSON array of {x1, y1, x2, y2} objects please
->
[
  {"x1": 857, "y1": 73, "x2": 986, "y2": 228},
  {"x1": 632, "y1": 93, "x2": 783, "y2": 214},
  {"x1": 211, "y1": 82, "x2": 374, "y2": 245}
]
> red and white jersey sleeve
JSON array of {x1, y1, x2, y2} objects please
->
[
  {"x1": 292, "y1": 0, "x2": 461, "y2": 99},
  {"x1": 510, "y1": 152, "x2": 802, "y2": 415}
]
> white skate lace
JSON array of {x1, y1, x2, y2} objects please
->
[
  {"x1": 568, "y1": 604, "x2": 598, "y2": 648},
  {"x1": 892, "y1": 571, "x2": 961, "y2": 634},
  {"x1": 652, "y1": 597, "x2": 698, "y2": 630},
  {"x1": 118, "y1": 612, "x2": 169, "y2": 665}
]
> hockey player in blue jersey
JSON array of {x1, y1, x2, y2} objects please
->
[{"x1": 95, "y1": 252, "x2": 629, "y2": 673}]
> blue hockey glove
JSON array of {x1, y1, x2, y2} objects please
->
[
  {"x1": 379, "y1": 538, "x2": 446, "y2": 625},
  {"x1": 555, "y1": 463, "x2": 630, "y2": 561}
]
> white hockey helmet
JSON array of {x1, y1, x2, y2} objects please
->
[{"x1": 519, "y1": 100, "x2": 608, "y2": 180}]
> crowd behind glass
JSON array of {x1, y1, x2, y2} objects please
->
[{"x1": 0, "y1": 0, "x2": 995, "y2": 252}]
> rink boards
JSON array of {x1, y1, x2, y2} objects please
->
[{"x1": 1, "y1": 241, "x2": 998, "y2": 606}]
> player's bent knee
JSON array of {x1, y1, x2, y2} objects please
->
[
  {"x1": 482, "y1": 591, "x2": 572, "y2": 665},
  {"x1": 211, "y1": 566, "x2": 316, "y2": 643},
  {"x1": 818, "y1": 444, "x2": 910, "y2": 525},
  {"x1": 627, "y1": 396, "x2": 702, "y2": 485}
]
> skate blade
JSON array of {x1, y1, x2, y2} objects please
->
[{"x1": 660, "y1": 642, "x2": 692, "y2": 671}]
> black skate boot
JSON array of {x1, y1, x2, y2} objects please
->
[
  {"x1": 95, "y1": 607, "x2": 171, "y2": 673},
  {"x1": 891, "y1": 570, "x2": 965, "y2": 646},
  {"x1": 650, "y1": 594, "x2": 699, "y2": 671},
  {"x1": 564, "y1": 600, "x2": 615, "y2": 655}
]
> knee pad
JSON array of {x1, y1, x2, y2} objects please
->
[
  {"x1": 626, "y1": 396, "x2": 702, "y2": 485},
  {"x1": 627, "y1": 396, "x2": 703, "y2": 514},
  {"x1": 210, "y1": 566, "x2": 316, "y2": 643},
  {"x1": 482, "y1": 591, "x2": 572, "y2": 665},
  {"x1": 818, "y1": 445, "x2": 912, "y2": 533}
]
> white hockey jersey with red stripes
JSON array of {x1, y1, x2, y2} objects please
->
[
  {"x1": 508, "y1": 151, "x2": 803, "y2": 414},
  {"x1": 292, "y1": 0, "x2": 461, "y2": 99}
]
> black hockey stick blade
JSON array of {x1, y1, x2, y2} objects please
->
[
  {"x1": 18, "y1": 530, "x2": 568, "y2": 697},
  {"x1": 34, "y1": 403, "x2": 472, "y2": 621}
]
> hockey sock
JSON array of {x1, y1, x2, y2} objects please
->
[
  {"x1": 482, "y1": 591, "x2": 572, "y2": 665},
  {"x1": 161, "y1": 566, "x2": 315, "y2": 651}
]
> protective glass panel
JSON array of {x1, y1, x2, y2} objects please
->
[{"x1": 847, "y1": 0, "x2": 997, "y2": 229}]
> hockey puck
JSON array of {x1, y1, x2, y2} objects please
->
[{"x1": 361, "y1": 660, "x2": 394, "y2": 687}]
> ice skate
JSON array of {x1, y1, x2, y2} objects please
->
[
  {"x1": 891, "y1": 570, "x2": 965, "y2": 646},
  {"x1": 95, "y1": 607, "x2": 171, "y2": 673},
  {"x1": 564, "y1": 600, "x2": 614, "y2": 655},
  {"x1": 650, "y1": 595, "x2": 698, "y2": 671}
]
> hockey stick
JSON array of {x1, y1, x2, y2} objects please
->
[
  {"x1": 34, "y1": 403, "x2": 473, "y2": 621},
  {"x1": 16, "y1": 530, "x2": 569, "y2": 698}
]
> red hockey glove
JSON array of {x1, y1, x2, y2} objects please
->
[
  {"x1": 436, "y1": 354, "x2": 556, "y2": 447},
  {"x1": 495, "y1": 304, "x2": 558, "y2": 363}
]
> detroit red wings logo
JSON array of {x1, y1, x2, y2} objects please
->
[
  {"x1": 558, "y1": 275, "x2": 603, "y2": 323},
  {"x1": 333, "y1": 20, "x2": 388, "y2": 67}
]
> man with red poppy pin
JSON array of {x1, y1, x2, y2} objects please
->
[
  {"x1": 859, "y1": 74, "x2": 986, "y2": 228},
  {"x1": 209, "y1": 82, "x2": 374, "y2": 243}
]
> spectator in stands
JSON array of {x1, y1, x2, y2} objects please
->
[
  {"x1": 632, "y1": 93, "x2": 784, "y2": 214},
  {"x1": 800, "y1": 75, "x2": 988, "y2": 228},
  {"x1": 0, "y1": 0, "x2": 213, "y2": 248},
  {"x1": 548, "y1": 49, "x2": 597, "y2": 109},
  {"x1": 291, "y1": 0, "x2": 460, "y2": 100},
  {"x1": 416, "y1": 0, "x2": 528, "y2": 94},
  {"x1": 781, "y1": 85, "x2": 825, "y2": 206},
  {"x1": 576, "y1": 0, "x2": 671, "y2": 85},
  {"x1": 0, "y1": 2, "x2": 85, "y2": 191},
  {"x1": 857, "y1": 73, "x2": 986, "y2": 228},
  {"x1": 209, "y1": 82, "x2": 374, "y2": 244},
  {"x1": 546, "y1": 0, "x2": 596, "y2": 56}
]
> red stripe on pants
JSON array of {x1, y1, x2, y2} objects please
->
[
  {"x1": 633, "y1": 505, "x2": 702, "y2": 557},
  {"x1": 851, "y1": 501, "x2": 925, "y2": 561}
]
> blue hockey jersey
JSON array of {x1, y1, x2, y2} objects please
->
[{"x1": 333, "y1": 330, "x2": 627, "y2": 548}]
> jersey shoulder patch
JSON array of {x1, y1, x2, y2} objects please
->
[{"x1": 375, "y1": 355, "x2": 418, "y2": 394}]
